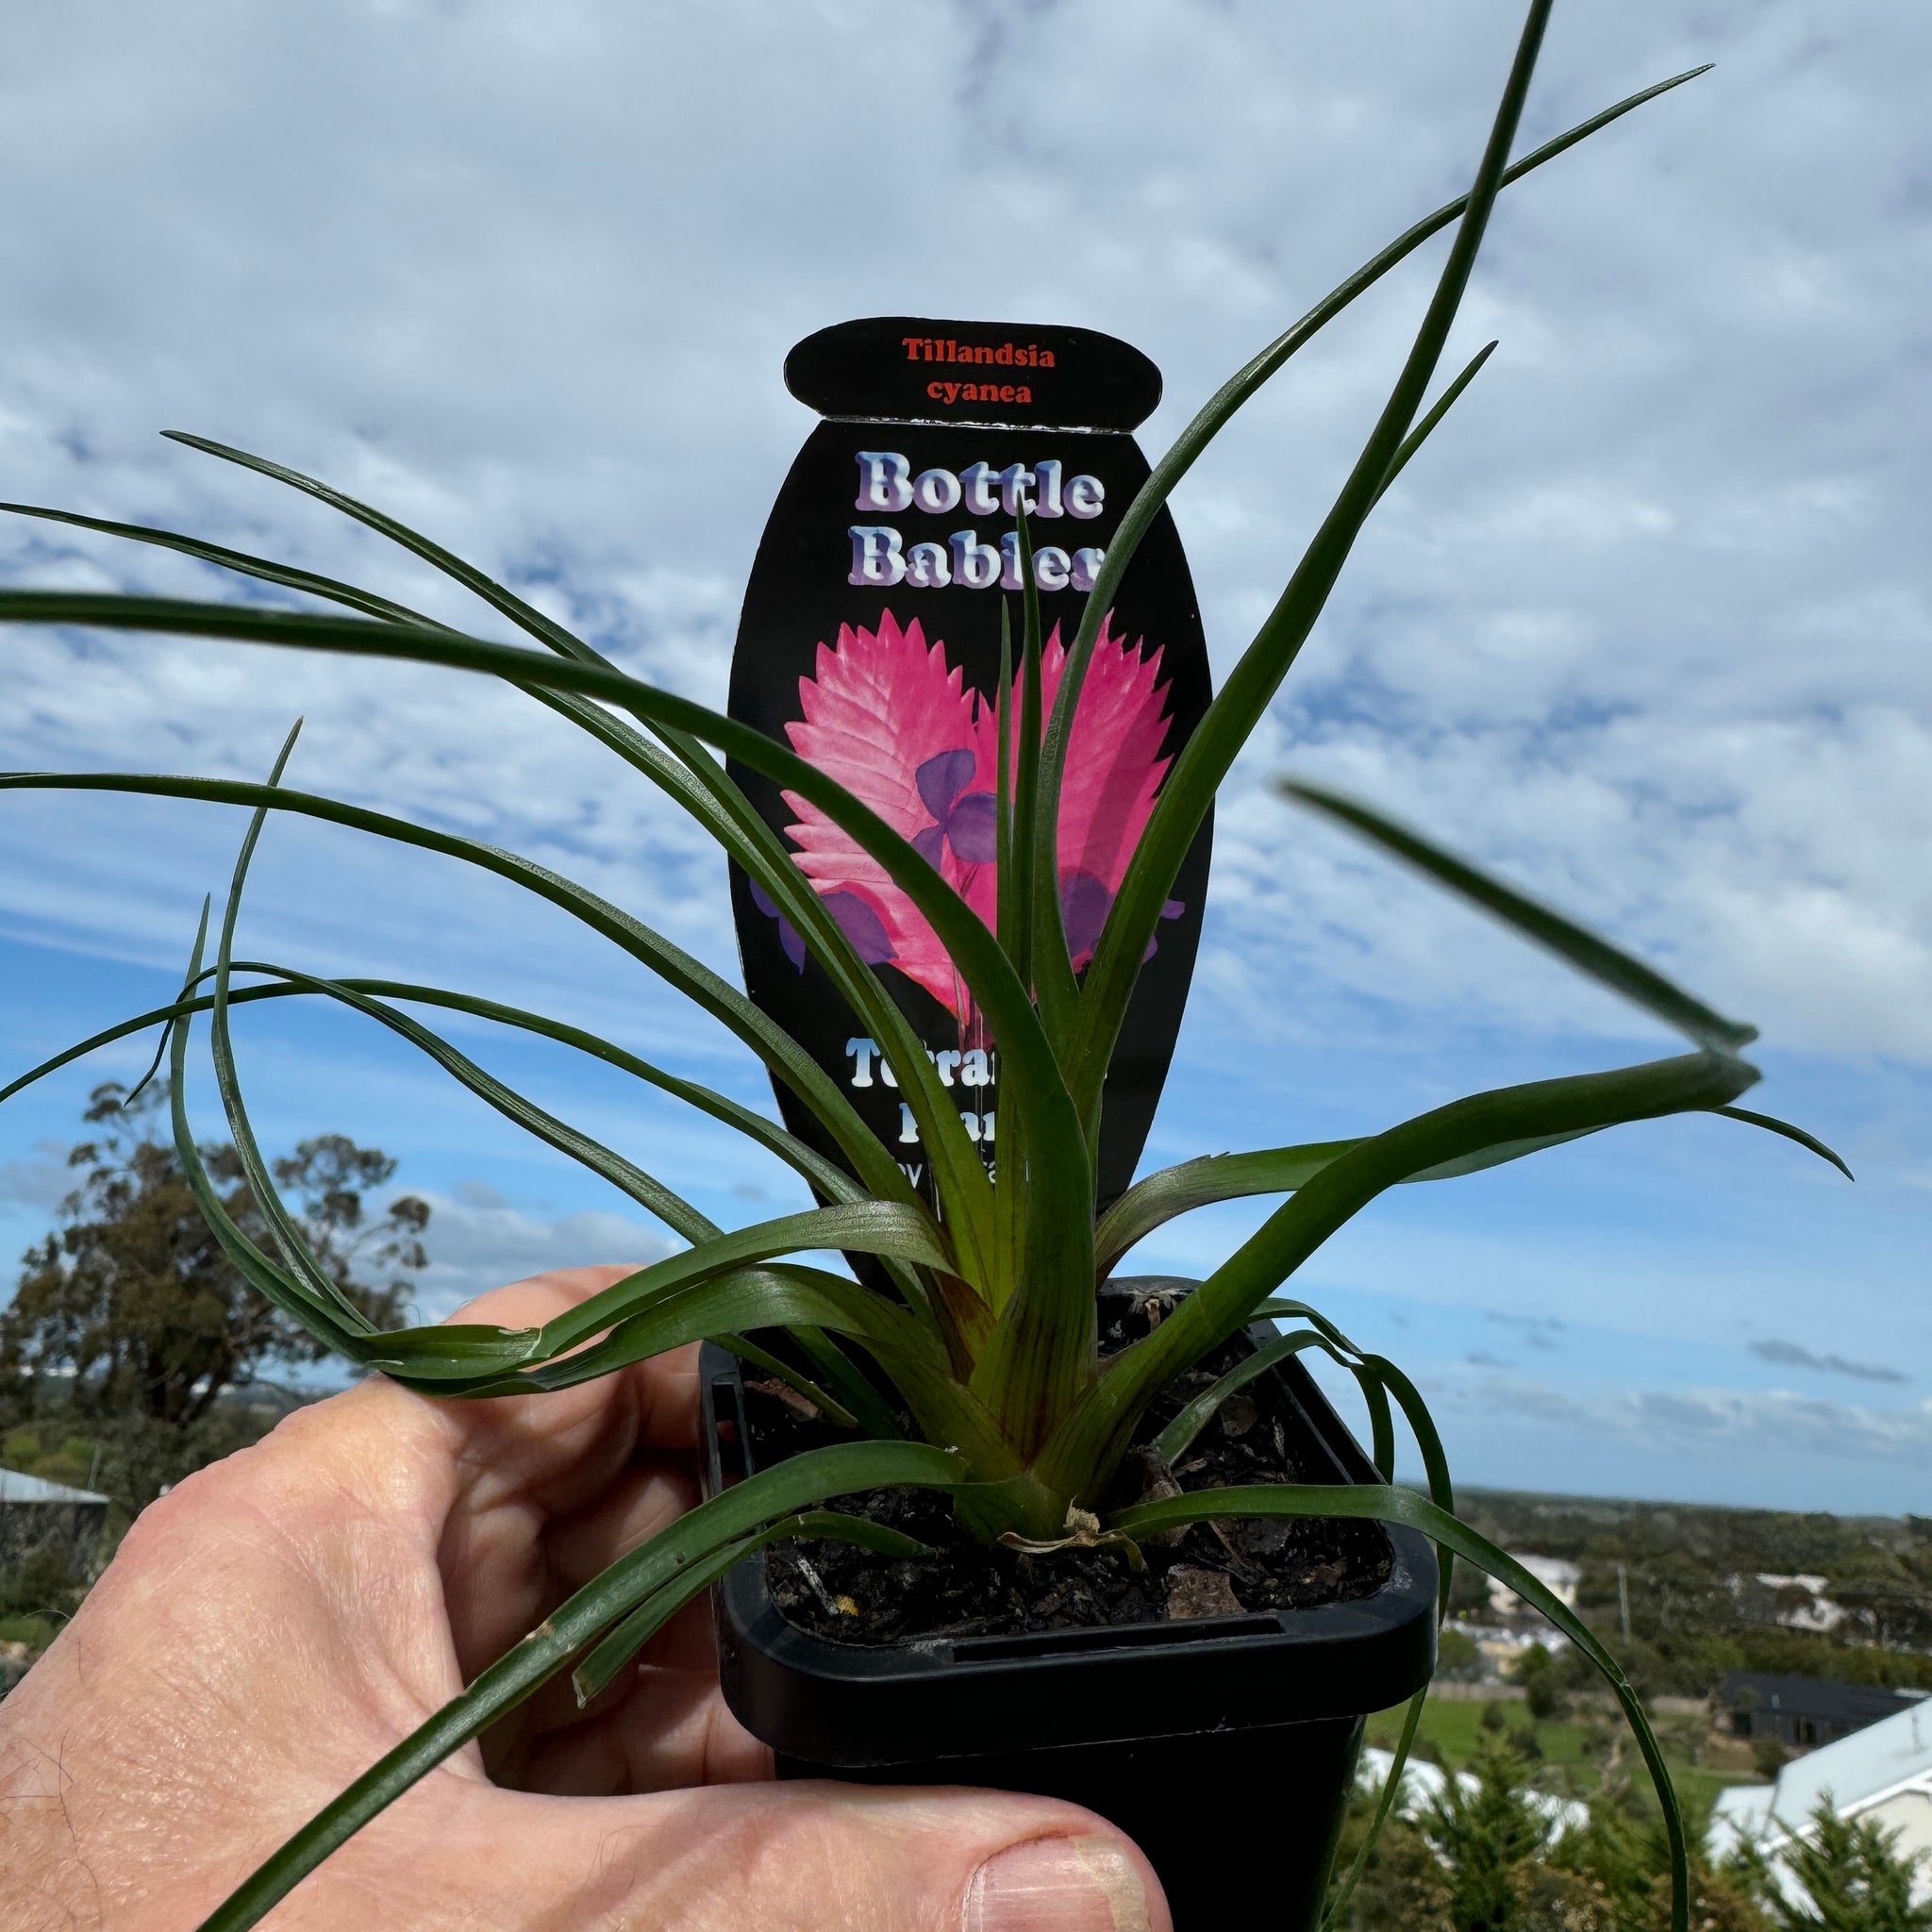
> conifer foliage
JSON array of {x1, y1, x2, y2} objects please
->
[{"x1": 1331, "y1": 1740, "x2": 1931, "y2": 1932}]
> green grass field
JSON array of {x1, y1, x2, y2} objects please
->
[
  {"x1": 1367, "y1": 1696, "x2": 1590, "y2": 1768},
  {"x1": 1363, "y1": 1692, "x2": 1761, "y2": 1821}
]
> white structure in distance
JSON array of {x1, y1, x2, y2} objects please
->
[
  {"x1": 1709, "y1": 1694, "x2": 1932, "y2": 1907},
  {"x1": 1486, "y1": 1555, "x2": 1582, "y2": 1619}
]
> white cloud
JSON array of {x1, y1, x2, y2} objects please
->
[
  {"x1": 0, "y1": 1140, "x2": 72, "y2": 1212},
  {"x1": 1748, "y1": 1338, "x2": 1909, "y2": 1386},
  {"x1": 2, "y1": 2, "x2": 1929, "y2": 1508},
  {"x1": 0, "y1": 0, "x2": 1924, "y2": 1066},
  {"x1": 1457, "y1": 1370, "x2": 1932, "y2": 1472}
]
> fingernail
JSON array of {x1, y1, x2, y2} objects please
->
[{"x1": 965, "y1": 1836, "x2": 1154, "y2": 1932}]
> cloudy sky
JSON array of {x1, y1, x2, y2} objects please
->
[{"x1": 2, "y1": 1, "x2": 1927, "y2": 1512}]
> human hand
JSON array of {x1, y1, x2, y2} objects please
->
[{"x1": 0, "y1": 1266, "x2": 1168, "y2": 1930}]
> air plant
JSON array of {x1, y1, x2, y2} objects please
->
[{"x1": 0, "y1": 8, "x2": 1846, "y2": 1929}]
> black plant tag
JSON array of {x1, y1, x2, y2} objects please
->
[{"x1": 727, "y1": 315, "x2": 1213, "y2": 1219}]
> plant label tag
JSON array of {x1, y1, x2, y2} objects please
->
[{"x1": 728, "y1": 315, "x2": 1213, "y2": 1220}]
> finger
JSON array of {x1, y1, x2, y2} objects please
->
[
  {"x1": 259, "y1": 1267, "x2": 700, "y2": 1543},
  {"x1": 192, "y1": 1269, "x2": 708, "y2": 1705},
  {"x1": 628, "y1": 1585, "x2": 723, "y2": 1677},
  {"x1": 414, "y1": 1269, "x2": 706, "y2": 1671},
  {"x1": 492, "y1": 1661, "x2": 770, "y2": 1796},
  {"x1": 488, "y1": 1588, "x2": 738, "y2": 1792},
  {"x1": 517, "y1": 1781, "x2": 1172, "y2": 1932},
  {"x1": 441, "y1": 1450, "x2": 697, "y2": 1681},
  {"x1": 336, "y1": 1777, "x2": 1173, "y2": 1932},
  {"x1": 434, "y1": 1267, "x2": 704, "y2": 1518},
  {"x1": 539, "y1": 1454, "x2": 698, "y2": 1596}
]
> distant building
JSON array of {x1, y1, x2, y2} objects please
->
[
  {"x1": 0, "y1": 1468, "x2": 111, "y2": 1572},
  {"x1": 1710, "y1": 1694, "x2": 1932, "y2": 1904},
  {"x1": 1486, "y1": 1555, "x2": 1581, "y2": 1619},
  {"x1": 1721, "y1": 1671, "x2": 1925, "y2": 1751}
]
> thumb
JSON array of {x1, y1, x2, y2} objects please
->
[{"x1": 428, "y1": 1777, "x2": 1173, "y2": 1931}]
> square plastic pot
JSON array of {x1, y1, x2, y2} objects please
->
[{"x1": 699, "y1": 1303, "x2": 1436, "y2": 1931}]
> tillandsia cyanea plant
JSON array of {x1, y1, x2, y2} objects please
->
[{"x1": 0, "y1": 7, "x2": 1850, "y2": 1929}]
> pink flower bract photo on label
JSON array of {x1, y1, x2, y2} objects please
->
[{"x1": 770, "y1": 606, "x2": 1180, "y2": 1025}]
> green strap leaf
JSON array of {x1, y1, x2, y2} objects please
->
[
  {"x1": 1015, "y1": 513, "x2": 1079, "y2": 1054},
  {"x1": 1094, "y1": 1127, "x2": 1598, "y2": 1278},
  {"x1": 161, "y1": 429, "x2": 604, "y2": 665},
  {"x1": 1151, "y1": 1332, "x2": 1441, "y2": 1561},
  {"x1": 1246, "y1": 1298, "x2": 1457, "y2": 1568},
  {"x1": 0, "y1": 471, "x2": 983, "y2": 1272},
  {"x1": 965, "y1": 528, "x2": 1098, "y2": 1451},
  {"x1": 1325, "y1": 1687, "x2": 1428, "y2": 1928},
  {"x1": 989, "y1": 606, "x2": 1029, "y2": 1310},
  {"x1": 1278, "y1": 781, "x2": 1757, "y2": 1052},
  {"x1": 0, "y1": 761, "x2": 916, "y2": 1209},
  {"x1": 1103, "y1": 1483, "x2": 1689, "y2": 1932},
  {"x1": 372, "y1": 1285, "x2": 830, "y2": 1390},
  {"x1": 1161, "y1": 1047, "x2": 1755, "y2": 1394},
  {"x1": 206, "y1": 724, "x2": 384, "y2": 1331},
  {"x1": 1049, "y1": 20, "x2": 1697, "y2": 1122},
  {"x1": 1, "y1": 965, "x2": 870, "y2": 1214},
  {"x1": 1009, "y1": 564, "x2": 1041, "y2": 1003},
  {"x1": 1715, "y1": 1105, "x2": 1854, "y2": 1180},
  {"x1": 994, "y1": 601, "x2": 1018, "y2": 972},
  {"x1": 417, "y1": 1260, "x2": 1019, "y2": 1483},
  {"x1": 1152, "y1": 1327, "x2": 1331, "y2": 1465},
  {"x1": 1357, "y1": 1352, "x2": 1456, "y2": 1607},
  {"x1": 0, "y1": 595, "x2": 1077, "y2": 1288},
  {"x1": 17, "y1": 452, "x2": 961, "y2": 1232},
  {"x1": 163, "y1": 916, "x2": 376, "y2": 1357},
  {"x1": 1027, "y1": 63, "x2": 1712, "y2": 1052},
  {"x1": 221, "y1": 950, "x2": 724, "y2": 1256},
  {"x1": 570, "y1": 1508, "x2": 933, "y2": 1705},
  {"x1": 1041, "y1": 1048, "x2": 1757, "y2": 1501},
  {"x1": 790, "y1": 1324, "x2": 906, "y2": 1440},
  {"x1": 191, "y1": 1439, "x2": 968, "y2": 1932},
  {"x1": 708, "y1": 1336, "x2": 858, "y2": 1430},
  {"x1": 332, "y1": 1205, "x2": 957, "y2": 1393},
  {"x1": 532, "y1": 1201, "x2": 951, "y2": 1356},
  {"x1": 153, "y1": 1112, "x2": 952, "y2": 1407},
  {"x1": 515, "y1": 664, "x2": 993, "y2": 1270},
  {"x1": 1035, "y1": 61, "x2": 1713, "y2": 846},
  {"x1": 1097, "y1": 1141, "x2": 1357, "y2": 1277},
  {"x1": 1358, "y1": 1365, "x2": 1397, "y2": 1483},
  {"x1": 1371, "y1": 339, "x2": 1498, "y2": 507},
  {"x1": 0, "y1": 498, "x2": 447, "y2": 629}
]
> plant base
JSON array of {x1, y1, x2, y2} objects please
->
[{"x1": 700, "y1": 1295, "x2": 1435, "y2": 1930}]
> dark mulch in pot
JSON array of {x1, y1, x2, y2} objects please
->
[{"x1": 735, "y1": 1284, "x2": 1392, "y2": 1645}]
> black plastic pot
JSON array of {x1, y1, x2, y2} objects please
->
[{"x1": 699, "y1": 1293, "x2": 1437, "y2": 1930}]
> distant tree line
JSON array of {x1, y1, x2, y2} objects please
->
[{"x1": 1454, "y1": 1491, "x2": 1932, "y2": 1699}]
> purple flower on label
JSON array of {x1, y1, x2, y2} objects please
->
[
  {"x1": 912, "y1": 748, "x2": 997, "y2": 868},
  {"x1": 1060, "y1": 874, "x2": 1186, "y2": 969},
  {"x1": 1060, "y1": 873, "x2": 1114, "y2": 964},
  {"x1": 823, "y1": 890, "x2": 896, "y2": 965},
  {"x1": 747, "y1": 877, "x2": 807, "y2": 971},
  {"x1": 916, "y1": 748, "x2": 975, "y2": 821},
  {"x1": 943, "y1": 791, "x2": 998, "y2": 862},
  {"x1": 748, "y1": 875, "x2": 896, "y2": 974}
]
